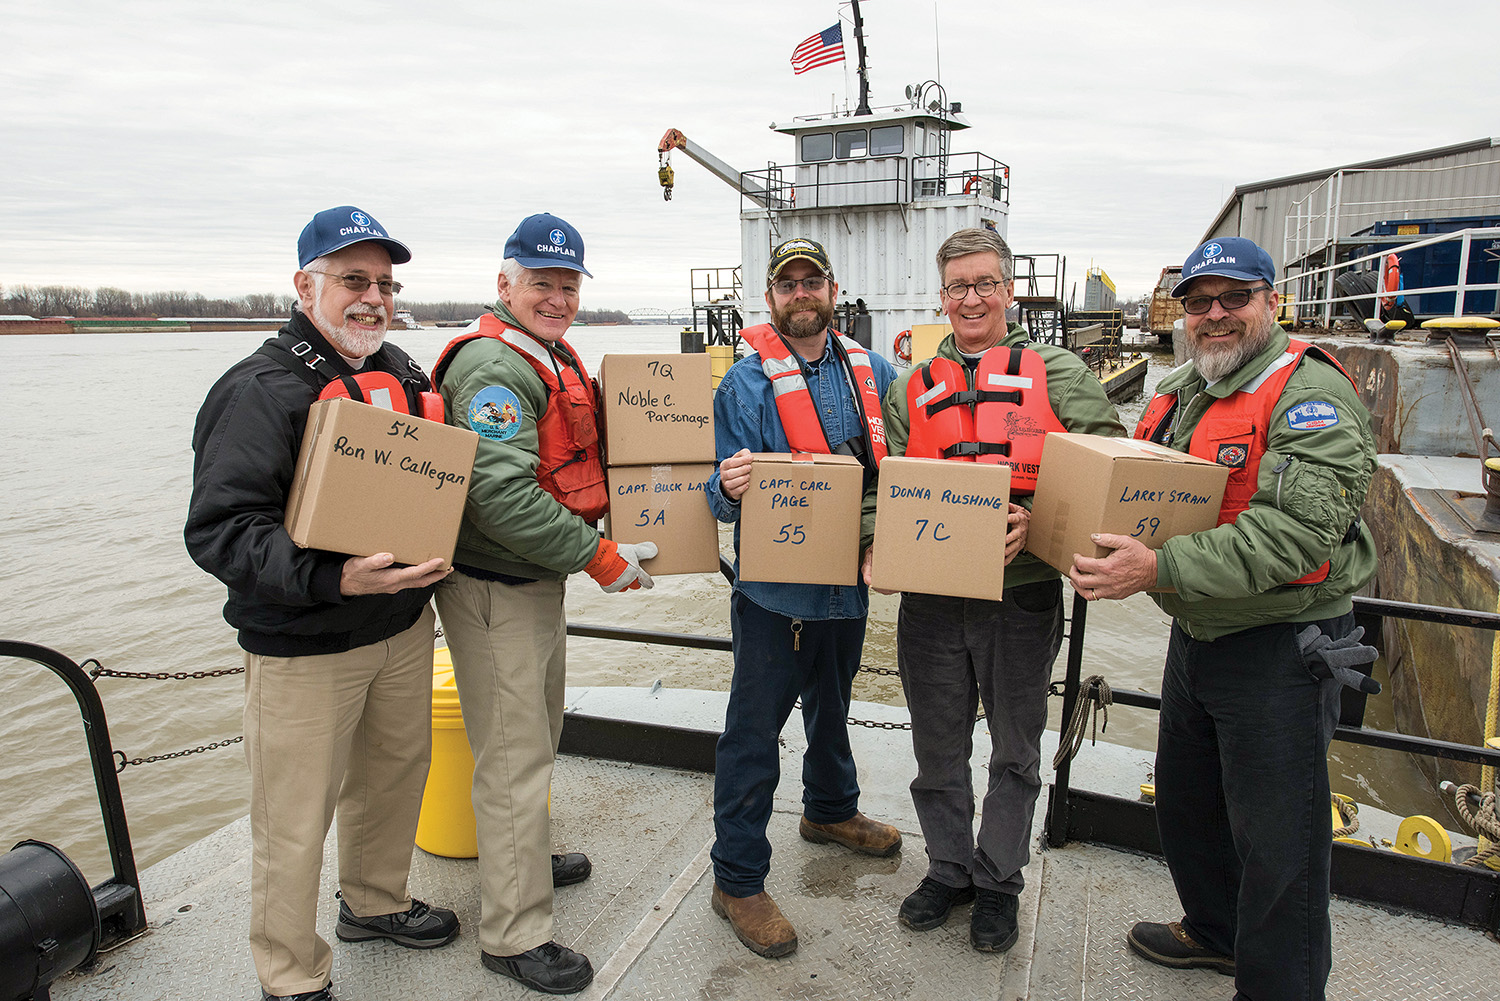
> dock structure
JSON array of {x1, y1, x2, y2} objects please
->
[{"x1": 52, "y1": 688, "x2": 1495, "y2": 1001}]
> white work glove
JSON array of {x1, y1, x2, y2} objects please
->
[{"x1": 583, "y1": 538, "x2": 659, "y2": 592}]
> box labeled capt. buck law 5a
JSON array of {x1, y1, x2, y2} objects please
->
[
  {"x1": 284, "y1": 397, "x2": 479, "y2": 567},
  {"x1": 738, "y1": 453, "x2": 864, "y2": 586},
  {"x1": 1025, "y1": 433, "x2": 1229, "y2": 576},
  {"x1": 870, "y1": 456, "x2": 1012, "y2": 599},
  {"x1": 603, "y1": 463, "x2": 721, "y2": 576}
]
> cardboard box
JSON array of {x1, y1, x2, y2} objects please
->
[
  {"x1": 284, "y1": 397, "x2": 479, "y2": 567},
  {"x1": 871, "y1": 456, "x2": 1012, "y2": 599},
  {"x1": 739, "y1": 453, "x2": 864, "y2": 586},
  {"x1": 1026, "y1": 433, "x2": 1229, "y2": 575},
  {"x1": 600, "y1": 354, "x2": 714, "y2": 466},
  {"x1": 603, "y1": 463, "x2": 721, "y2": 575}
]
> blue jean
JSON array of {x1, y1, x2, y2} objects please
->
[
  {"x1": 1155, "y1": 613, "x2": 1350, "y2": 1001},
  {"x1": 711, "y1": 591, "x2": 866, "y2": 896}
]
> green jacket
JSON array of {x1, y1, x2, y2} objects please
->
[
  {"x1": 1149, "y1": 327, "x2": 1377, "y2": 639},
  {"x1": 883, "y1": 325, "x2": 1126, "y2": 589},
  {"x1": 438, "y1": 304, "x2": 602, "y2": 580}
]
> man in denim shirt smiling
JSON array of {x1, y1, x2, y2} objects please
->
[{"x1": 706, "y1": 238, "x2": 900, "y2": 959}]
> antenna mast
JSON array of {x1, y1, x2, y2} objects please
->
[{"x1": 850, "y1": 0, "x2": 872, "y2": 115}]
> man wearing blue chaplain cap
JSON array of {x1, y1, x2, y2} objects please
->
[
  {"x1": 186, "y1": 206, "x2": 459, "y2": 1001},
  {"x1": 1072, "y1": 235, "x2": 1379, "y2": 1001},
  {"x1": 428, "y1": 212, "x2": 654, "y2": 995}
]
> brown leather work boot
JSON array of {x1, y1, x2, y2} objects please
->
[
  {"x1": 711, "y1": 885, "x2": 798, "y2": 958},
  {"x1": 799, "y1": 813, "x2": 902, "y2": 857}
]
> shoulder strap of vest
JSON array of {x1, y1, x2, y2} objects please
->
[{"x1": 257, "y1": 329, "x2": 429, "y2": 410}]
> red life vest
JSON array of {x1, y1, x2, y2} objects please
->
[
  {"x1": 739, "y1": 323, "x2": 888, "y2": 465},
  {"x1": 433, "y1": 314, "x2": 608, "y2": 521},
  {"x1": 1134, "y1": 339, "x2": 1357, "y2": 585},
  {"x1": 904, "y1": 347, "x2": 1066, "y2": 493}
]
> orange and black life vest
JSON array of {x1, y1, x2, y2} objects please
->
[
  {"x1": 1135, "y1": 338, "x2": 1357, "y2": 585},
  {"x1": 904, "y1": 346, "x2": 1066, "y2": 493},
  {"x1": 433, "y1": 314, "x2": 608, "y2": 521},
  {"x1": 257, "y1": 329, "x2": 443, "y2": 421},
  {"x1": 740, "y1": 323, "x2": 888, "y2": 468}
]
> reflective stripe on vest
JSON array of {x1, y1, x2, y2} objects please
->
[{"x1": 904, "y1": 347, "x2": 1066, "y2": 493}]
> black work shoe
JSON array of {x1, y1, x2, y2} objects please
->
[
  {"x1": 262, "y1": 984, "x2": 333, "y2": 1001},
  {"x1": 1127, "y1": 920, "x2": 1235, "y2": 975},
  {"x1": 970, "y1": 888, "x2": 1020, "y2": 952},
  {"x1": 553, "y1": 852, "x2": 592, "y2": 887},
  {"x1": 899, "y1": 876, "x2": 976, "y2": 931},
  {"x1": 335, "y1": 895, "x2": 459, "y2": 949},
  {"x1": 482, "y1": 942, "x2": 595, "y2": 995}
]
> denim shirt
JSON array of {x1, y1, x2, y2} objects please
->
[{"x1": 707, "y1": 333, "x2": 897, "y2": 621}]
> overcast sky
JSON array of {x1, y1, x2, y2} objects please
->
[{"x1": 2, "y1": 0, "x2": 1495, "y2": 309}]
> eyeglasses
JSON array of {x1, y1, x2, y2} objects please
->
[
  {"x1": 1181, "y1": 286, "x2": 1272, "y2": 314},
  {"x1": 305, "y1": 271, "x2": 403, "y2": 296},
  {"x1": 770, "y1": 276, "x2": 828, "y2": 295},
  {"x1": 940, "y1": 279, "x2": 1008, "y2": 300}
]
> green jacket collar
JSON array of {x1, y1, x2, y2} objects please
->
[{"x1": 936, "y1": 322, "x2": 1029, "y2": 362}]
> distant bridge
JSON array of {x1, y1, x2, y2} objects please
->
[{"x1": 627, "y1": 307, "x2": 695, "y2": 325}]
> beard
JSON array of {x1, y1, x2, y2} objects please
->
[
  {"x1": 312, "y1": 298, "x2": 389, "y2": 359},
  {"x1": 771, "y1": 295, "x2": 834, "y2": 339},
  {"x1": 1188, "y1": 313, "x2": 1275, "y2": 382}
]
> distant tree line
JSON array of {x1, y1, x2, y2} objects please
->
[{"x1": 1, "y1": 284, "x2": 631, "y2": 324}]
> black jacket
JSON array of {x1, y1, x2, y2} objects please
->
[{"x1": 185, "y1": 310, "x2": 436, "y2": 655}]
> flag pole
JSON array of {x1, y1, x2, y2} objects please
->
[{"x1": 849, "y1": 0, "x2": 872, "y2": 116}]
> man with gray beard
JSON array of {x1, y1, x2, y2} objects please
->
[
  {"x1": 187, "y1": 206, "x2": 458, "y2": 1001},
  {"x1": 1070, "y1": 237, "x2": 1377, "y2": 1001}
]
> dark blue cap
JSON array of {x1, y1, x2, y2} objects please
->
[
  {"x1": 297, "y1": 206, "x2": 412, "y2": 269},
  {"x1": 503, "y1": 213, "x2": 591, "y2": 277},
  {"x1": 1172, "y1": 237, "x2": 1275, "y2": 296}
]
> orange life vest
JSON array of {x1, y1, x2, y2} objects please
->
[
  {"x1": 433, "y1": 314, "x2": 608, "y2": 521},
  {"x1": 1134, "y1": 339, "x2": 1356, "y2": 585},
  {"x1": 739, "y1": 323, "x2": 888, "y2": 466},
  {"x1": 904, "y1": 347, "x2": 1066, "y2": 493}
]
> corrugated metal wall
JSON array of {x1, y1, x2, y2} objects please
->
[{"x1": 1206, "y1": 143, "x2": 1500, "y2": 276}]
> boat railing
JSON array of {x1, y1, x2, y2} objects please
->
[
  {"x1": 0, "y1": 640, "x2": 149, "y2": 949},
  {"x1": 738, "y1": 151, "x2": 1009, "y2": 213},
  {"x1": 1280, "y1": 226, "x2": 1500, "y2": 328},
  {"x1": 1044, "y1": 593, "x2": 1500, "y2": 936}
]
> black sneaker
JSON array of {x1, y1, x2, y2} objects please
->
[
  {"x1": 262, "y1": 984, "x2": 333, "y2": 1001},
  {"x1": 970, "y1": 888, "x2": 1019, "y2": 952},
  {"x1": 553, "y1": 852, "x2": 592, "y2": 887},
  {"x1": 899, "y1": 877, "x2": 976, "y2": 931},
  {"x1": 1126, "y1": 920, "x2": 1235, "y2": 975},
  {"x1": 335, "y1": 895, "x2": 459, "y2": 949},
  {"x1": 482, "y1": 941, "x2": 595, "y2": 995}
]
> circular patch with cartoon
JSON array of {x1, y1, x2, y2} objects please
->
[{"x1": 468, "y1": 386, "x2": 524, "y2": 441}]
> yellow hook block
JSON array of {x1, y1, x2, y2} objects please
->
[{"x1": 1392, "y1": 815, "x2": 1452, "y2": 863}]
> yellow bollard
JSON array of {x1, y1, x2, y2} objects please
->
[
  {"x1": 416, "y1": 649, "x2": 478, "y2": 859},
  {"x1": 1392, "y1": 815, "x2": 1453, "y2": 863}
]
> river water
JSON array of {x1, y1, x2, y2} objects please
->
[{"x1": 0, "y1": 327, "x2": 1444, "y2": 884}]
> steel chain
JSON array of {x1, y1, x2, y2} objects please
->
[
  {"x1": 84, "y1": 657, "x2": 244, "y2": 681},
  {"x1": 114, "y1": 736, "x2": 245, "y2": 773}
]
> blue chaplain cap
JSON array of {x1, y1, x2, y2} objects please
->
[
  {"x1": 1172, "y1": 237, "x2": 1275, "y2": 296},
  {"x1": 503, "y1": 213, "x2": 592, "y2": 277},
  {"x1": 297, "y1": 205, "x2": 411, "y2": 269}
]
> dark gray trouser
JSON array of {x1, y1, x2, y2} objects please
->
[{"x1": 896, "y1": 580, "x2": 1064, "y2": 894}]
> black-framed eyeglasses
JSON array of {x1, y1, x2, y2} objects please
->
[
  {"x1": 1180, "y1": 285, "x2": 1271, "y2": 314},
  {"x1": 940, "y1": 279, "x2": 1007, "y2": 300},
  {"x1": 306, "y1": 271, "x2": 403, "y2": 296},
  {"x1": 770, "y1": 276, "x2": 828, "y2": 295}
]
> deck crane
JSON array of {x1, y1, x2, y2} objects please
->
[{"x1": 657, "y1": 128, "x2": 773, "y2": 207}]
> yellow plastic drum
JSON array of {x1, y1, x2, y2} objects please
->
[{"x1": 416, "y1": 648, "x2": 478, "y2": 859}]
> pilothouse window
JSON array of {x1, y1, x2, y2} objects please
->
[
  {"x1": 870, "y1": 126, "x2": 903, "y2": 155},
  {"x1": 835, "y1": 129, "x2": 867, "y2": 158},
  {"x1": 802, "y1": 132, "x2": 833, "y2": 162}
]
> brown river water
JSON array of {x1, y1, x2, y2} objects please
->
[{"x1": 0, "y1": 326, "x2": 1446, "y2": 884}]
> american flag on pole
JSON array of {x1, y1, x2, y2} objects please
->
[{"x1": 790, "y1": 23, "x2": 845, "y2": 75}]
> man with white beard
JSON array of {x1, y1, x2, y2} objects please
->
[
  {"x1": 1070, "y1": 237, "x2": 1377, "y2": 1001},
  {"x1": 187, "y1": 206, "x2": 458, "y2": 1001}
]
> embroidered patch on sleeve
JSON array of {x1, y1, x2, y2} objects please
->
[
  {"x1": 468, "y1": 386, "x2": 524, "y2": 441},
  {"x1": 1285, "y1": 401, "x2": 1340, "y2": 430}
]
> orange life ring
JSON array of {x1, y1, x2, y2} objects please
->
[
  {"x1": 1379, "y1": 253, "x2": 1401, "y2": 311},
  {"x1": 894, "y1": 329, "x2": 912, "y2": 364},
  {"x1": 963, "y1": 174, "x2": 981, "y2": 195}
]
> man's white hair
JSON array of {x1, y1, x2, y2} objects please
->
[{"x1": 501, "y1": 258, "x2": 586, "y2": 286}]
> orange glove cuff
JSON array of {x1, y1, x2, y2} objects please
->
[{"x1": 584, "y1": 537, "x2": 626, "y2": 586}]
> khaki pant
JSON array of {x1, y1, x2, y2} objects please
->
[
  {"x1": 435, "y1": 571, "x2": 566, "y2": 955},
  {"x1": 244, "y1": 606, "x2": 435, "y2": 996}
]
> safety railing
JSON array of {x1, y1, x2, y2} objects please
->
[{"x1": 738, "y1": 151, "x2": 1010, "y2": 213}]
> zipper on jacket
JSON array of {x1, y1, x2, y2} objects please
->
[{"x1": 1272, "y1": 455, "x2": 1292, "y2": 508}]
